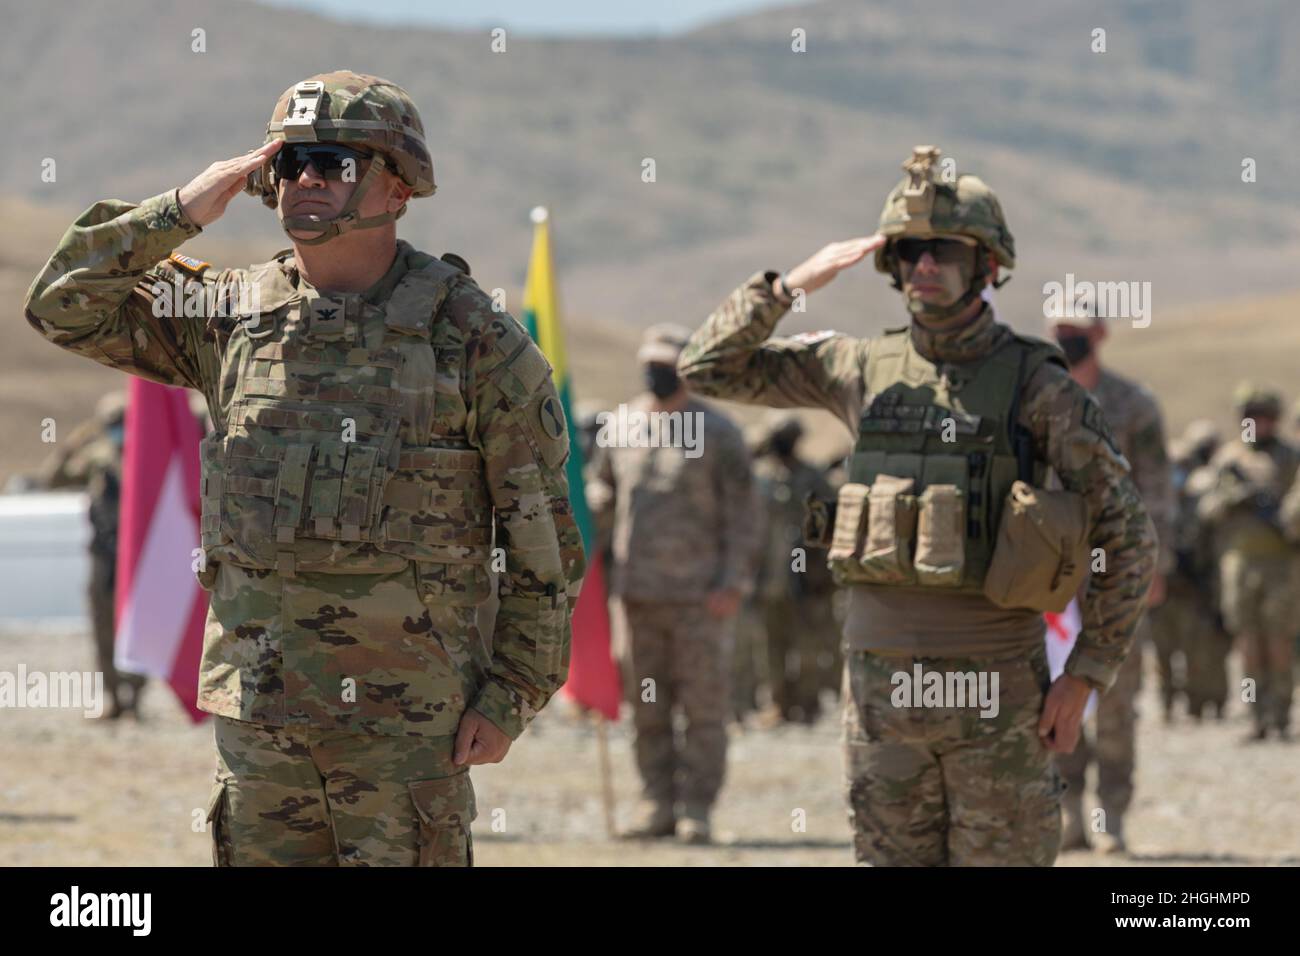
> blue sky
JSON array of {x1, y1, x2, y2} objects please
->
[{"x1": 259, "y1": 0, "x2": 801, "y2": 35}]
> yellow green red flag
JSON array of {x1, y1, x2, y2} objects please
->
[{"x1": 521, "y1": 207, "x2": 620, "y2": 720}]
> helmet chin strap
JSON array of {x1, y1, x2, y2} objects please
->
[{"x1": 279, "y1": 154, "x2": 406, "y2": 246}]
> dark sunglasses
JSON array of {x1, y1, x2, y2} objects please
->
[
  {"x1": 893, "y1": 237, "x2": 976, "y2": 266},
  {"x1": 273, "y1": 143, "x2": 373, "y2": 182}
]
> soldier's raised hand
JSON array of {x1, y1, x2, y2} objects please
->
[
  {"x1": 778, "y1": 234, "x2": 886, "y2": 299},
  {"x1": 178, "y1": 141, "x2": 282, "y2": 228}
]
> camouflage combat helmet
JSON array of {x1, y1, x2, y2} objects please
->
[
  {"x1": 246, "y1": 71, "x2": 435, "y2": 244},
  {"x1": 94, "y1": 391, "x2": 127, "y2": 425},
  {"x1": 1170, "y1": 418, "x2": 1220, "y2": 465},
  {"x1": 875, "y1": 146, "x2": 1014, "y2": 320},
  {"x1": 1233, "y1": 381, "x2": 1282, "y2": 418}
]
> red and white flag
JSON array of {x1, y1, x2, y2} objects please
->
[
  {"x1": 114, "y1": 378, "x2": 209, "y2": 722},
  {"x1": 1044, "y1": 599, "x2": 1098, "y2": 719}
]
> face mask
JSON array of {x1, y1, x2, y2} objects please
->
[
  {"x1": 1055, "y1": 334, "x2": 1093, "y2": 366},
  {"x1": 770, "y1": 434, "x2": 798, "y2": 459},
  {"x1": 645, "y1": 363, "x2": 680, "y2": 399}
]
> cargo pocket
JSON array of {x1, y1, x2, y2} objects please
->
[
  {"x1": 413, "y1": 558, "x2": 492, "y2": 607},
  {"x1": 914, "y1": 484, "x2": 966, "y2": 587},
  {"x1": 408, "y1": 773, "x2": 477, "y2": 868},
  {"x1": 205, "y1": 780, "x2": 234, "y2": 868},
  {"x1": 859, "y1": 475, "x2": 918, "y2": 585}
]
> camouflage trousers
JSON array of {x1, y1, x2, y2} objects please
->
[
  {"x1": 1220, "y1": 552, "x2": 1299, "y2": 732},
  {"x1": 842, "y1": 643, "x2": 1063, "y2": 866},
  {"x1": 1149, "y1": 579, "x2": 1230, "y2": 717},
  {"x1": 616, "y1": 598, "x2": 734, "y2": 817},
  {"x1": 1057, "y1": 620, "x2": 1144, "y2": 824},
  {"x1": 207, "y1": 716, "x2": 476, "y2": 867},
  {"x1": 761, "y1": 592, "x2": 840, "y2": 722},
  {"x1": 90, "y1": 554, "x2": 144, "y2": 717}
]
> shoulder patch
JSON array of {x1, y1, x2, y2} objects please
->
[
  {"x1": 538, "y1": 394, "x2": 566, "y2": 440},
  {"x1": 169, "y1": 252, "x2": 210, "y2": 275}
]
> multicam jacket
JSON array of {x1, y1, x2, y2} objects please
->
[{"x1": 25, "y1": 189, "x2": 585, "y2": 738}]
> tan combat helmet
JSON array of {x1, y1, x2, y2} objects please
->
[
  {"x1": 94, "y1": 391, "x2": 127, "y2": 425},
  {"x1": 636, "y1": 323, "x2": 692, "y2": 365},
  {"x1": 1169, "y1": 418, "x2": 1220, "y2": 466},
  {"x1": 245, "y1": 71, "x2": 435, "y2": 245},
  {"x1": 875, "y1": 145, "x2": 1015, "y2": 321},
  {"x1": 1233, "y1": 381, "x2": 1282, "y2": 419}
]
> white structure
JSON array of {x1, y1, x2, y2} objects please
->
[{"x1": 0, "y1": 492, "x2": 91, "y2": 629}]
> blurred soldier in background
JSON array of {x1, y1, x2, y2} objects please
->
[
  {"x1": 1197, "y1": 384, "x2": 1300, "y2": 741},
  {"x1": 37, "y1": 393, "x2": 147, "y2": 720},
  {"x1": 574, "y1": 400, "x2": 605, "y2": 469},
  {"x1": 1150, "y1": 420, "x2": 1229, "y2": 720},
  {"x1": 752, "y1": 414, "x2": 838, "y2": 725},
  {"x1": 588, "y1": 324, "x2": 757, "y2": 843},
  {"x1": 1050, "y1": 310, "x2": 1174, "y2": 855},
  {"x1": 731, "y1": 422, "x2": 769, "y2": 725}
]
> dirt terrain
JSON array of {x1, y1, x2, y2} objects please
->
[{"x1": 2, "y1": 622, "x2": 1295, "y2": 867}]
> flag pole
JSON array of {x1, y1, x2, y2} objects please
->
[
  {"x1": 593, "y1": 710, "x2": 616, "y2": 838},
  {"x1": 524, "y1": 203, "x2": 621, "y2": 839}
]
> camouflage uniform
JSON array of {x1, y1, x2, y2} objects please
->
[
  {"x1": 1057, "y1": 368, "x2": 1173, "y2": 845},
  {"x1": 678, "y1": 148, "x2": 1155, "y2": 866},
  {"x1": 1149, "y1": 422, "x2": 1229, "y2": 719},
  {"x1": 25, "y1": 72, "x2": 584, "y2": 866},
  {"x1": 38, "y1": 395, "x2": 147, "y2": 719},
  {"x1": 1197, "y1": 395, "x2": 1300, "y2": 737},
  {"x1": 752, "y1": 423, "x2": 839, "y2": 723},
  {"x1": 588, "y1": 386, "x2": 756, "y2": 834}
]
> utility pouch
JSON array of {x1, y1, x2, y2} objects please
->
[
  {"x1": 984, "y1": 480, "x2": 1089, "y2": 612},
  {"x1": 859, "y1": 474, "x2": 918, "y2": 585},
  {"x1": 914, "y1": 483, "x2": 966, "y2": 587},
  {"x1": 827, "y1": 483, "x2": 870, "y2": 586}
]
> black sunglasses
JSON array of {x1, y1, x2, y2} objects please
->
[
  {"x1": 273, "y1": 143, "x2": 374, "y2": 182},
  {"x1": 894, "y1": 237, "x2": 976, "y2": 266}
]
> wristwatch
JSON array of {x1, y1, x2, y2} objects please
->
[{"x1": 769, "y1": 271, "x2": 794, "y2": 306}]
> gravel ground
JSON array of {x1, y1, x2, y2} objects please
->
[{"x1": 2, "y1": 625, "x2": 1296, "y2": 867}]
